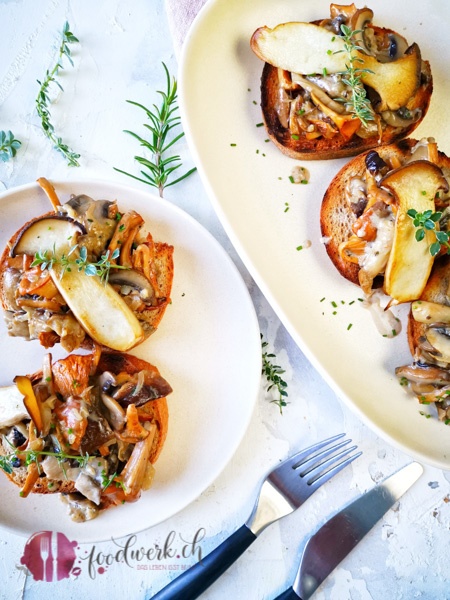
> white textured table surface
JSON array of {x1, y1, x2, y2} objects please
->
[{"x1": 0, "y1": 1, "x2": 449, "y2": 599}]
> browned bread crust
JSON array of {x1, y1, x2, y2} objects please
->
[
  {"x1": 0, "y1": 352, "x2": 170, "y2": 495},
  {"x1": 320, "y1": 139, "x2": 450, "y2": 286},
  {"x1": 259, "y1": 25, "x2": 432, "y2": 161}
]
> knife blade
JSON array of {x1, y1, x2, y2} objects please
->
[{"x1": 274, "y1": 461, "x2": 423, "y2": 600}]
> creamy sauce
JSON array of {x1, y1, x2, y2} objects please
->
[
  {"x1": 362, "y1": 290, "x2": 402, "y2": 338},
  {"x1": 359, "y1": 210, "x2": 395, "y2": 278}
]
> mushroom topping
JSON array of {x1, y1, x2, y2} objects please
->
[
  {"x1": 119, "y1": 422, "x2": 157, "y2": 501},
  {"x1": 395, "y1": 363, "x2": 450, "y2": 387},
  {"x1": 111, "y1": 369, "x2": 173, "y2": 408},
  {"x1": 108, "y1": 211, "x2": 144, "y2": 265},
  {"x1": 109, "y1": 269, "x2": 156, "y2": 305},
  {"x1": 380, "y1": 108, "x2": 422, "y2": 129},
  {"x1": 101, "y1": 393, "x2": 126, "y2": 431},
  {"x1": 412, "y1": 301, "x2": 450, "y2": 324},
  {"x1": 60, "y1": 493, "x2": 99, "y2": 522},
  {"x1": 425, "y1": 326, "x2": 450, "y2": 364}
]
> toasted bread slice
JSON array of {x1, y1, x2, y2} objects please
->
[
  {"x1": 260, "y1": 55, "x2": 432, "y2": 160},
  {"x1": 252, "y1": 6, "x2": 433, "y2": 160},
  {"x1": 320, "y1": 139, "x2": 450, "y2": 291},
  {"x1": 0, "y1": 190, "x2": 174, "y2": 352},
  {"x1": 0, "y1": 351, "x2": 170, "y2": 514}
]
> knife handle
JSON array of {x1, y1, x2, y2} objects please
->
[
  {"x1": 273, "y1": 588, "x2": 302, "y2": 600},
  {"x1": 151, "y1": 524, "x2": 256, "y2": 600}
]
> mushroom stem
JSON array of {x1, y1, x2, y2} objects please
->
[{"x1": 37, "y1": 177, "x2": 62, "y2": 211}]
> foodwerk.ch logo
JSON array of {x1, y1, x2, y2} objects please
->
[{"x1": 20, "y1": 528, "x2": 205, "y2": 581}]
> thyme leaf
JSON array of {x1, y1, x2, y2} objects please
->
[
  {"x1": 31, "y1": 245, "x2": 130, "y2": 284},
  {"x1": 114, "y1": 62, "x2": 196, "y2": 197},
  {"x1": 35, "y1": 21, "x2": 80, "y2": 167},
  {"x1": 0, "y1": 130, "x2": 21, "y2": 162},
  {"x1": 261, "y1": 335, "x2": 288, "y2": 413},
  {"x1": 407, "y1": 208, "x2": 449, "y2": 256},
  {"x1": 0, "y1": 445, "x2": 90, "y2": 477}
]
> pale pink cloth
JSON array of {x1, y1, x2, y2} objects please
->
[{"x1": 165, "y1": 0, "x2": 208, "y2": 58}]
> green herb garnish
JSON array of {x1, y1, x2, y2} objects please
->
[
  {"x1": 261, "y1": 335, "x2": 288, "y2": 413},
  {"x1": 31, "y1": 245, "x2": 129, "y2": 284},
  {"x1": 0, "y1": 445, "x2": 90, "y2": 477},
  {"x1": 114, "y1": 62, "x2": 196, "y2": 197},
  {"x1": 0, "y1": 130, "x2": 21, "y2": 162},
  {"x1": 334, "y1": 25, "x2": 375, "y2": 127},
  {"x1": 407, "y1": 208, "x2": 448, "y2": 256},
  {"x1": 35, "y1": 21, "x2": 80, "y2": 166}
]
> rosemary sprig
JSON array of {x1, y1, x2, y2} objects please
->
[
  {"x1": 114, "y1": 62, "x2": 196, "y2": 197},
  {"x1": 31, "y1": 245, "x2": 129, "y2": 284},
  {"x1": 334, "y1": 25, "x2": 375, "y2": 127},
  {"x1": 0, "y1": 130, "x2": 21, "y2": 162},
  {"x1": 36, "y1": 21, "x2": 80, "y2": 167},
  {"x1": 407, "y1": 208, "x2": 449, "y2": 256},
  {"x1": 261, "y1": 335, "x2": 288, "y2": 413},
  {"x1": 0, "y1": 445, "x2": 90, "y2": 476}
]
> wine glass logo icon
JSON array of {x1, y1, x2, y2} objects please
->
[{"x1": 20, "y1": 531, "x2": 78, "y2": 582}]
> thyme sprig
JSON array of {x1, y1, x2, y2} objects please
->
[
  {"x1": 31, "y1": 245, "x2": 129, "y2": 284},
  {"x1": 334, "y1": 25, "x2": 375, "y2": 127},
  {"x1": 407, "y1": 208, "x2": 449, "y2": 256},
  {"x1": 35, "y1": 21, "x2": 80, "y2": 167},
  {"x1": 114, "y1": 62, "x2": 196, "y2": 197},
  {"x1": 261, "y1": 335, "x2": 288, "y2": 413},
  {"x1": 0, "y1": 444, "x2": 90, "y2": 476},
  {"x1": 0, "y1": 130, "x2": 21, "y2": 162}
]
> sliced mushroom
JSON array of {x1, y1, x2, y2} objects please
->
[
  {"x1": 98, "y1": 371, "x2": 118, "y2": 392},
  {"x1": 395, "y1": 362, "x2": 450, "y2": 386},
  {"x1": 412, "y1": 301, "x2": 450, "y2": 324},
  {"x1": 291, "y1": 74, "x2": 345, "y2": 114},
  {"x1": 119, "y1": 422, "x2": 157, "y2": 500},
  {"x1": 425, "y1": 326, "x2": 450, "y2": 363},
  {"x1": 101, "y1": 393, "x2": 126, "y2": 431},
  {"x1": 112, "y1": 370, "x2": 172, "y2": 408},
  {"x1": 109, "y1": 270, "x2": 155, "y2": 304},
  {"x1": 349, "y1": 7, "x2": 374, "y2": 54},
  {"x1": 380, "y1": 108, "x2": 422, "y2": 128}
]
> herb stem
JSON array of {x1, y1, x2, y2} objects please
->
[
  {"x1": 35, "y1": 21, "x2": 80, "y2": 167},
  {"x1": 261, "y1": 335, "x2": 288, "y2": 413},
  {"x1": 335, "y1": 25, "x2": 375, "y2": 127},
  {"x1": 114, "y1": 62, "x2": 196, "y2": 197}
]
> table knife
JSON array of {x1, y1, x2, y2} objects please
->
[{"x1": 274, "y1": 461, "x2": 423, "y2": 600}]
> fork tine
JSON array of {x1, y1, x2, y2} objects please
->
[
  {"x1": 293, "y1": 438, "x2": 352, "y2": 476},
  {"x1": 281, "y1": 433, "x2": 346, "y2": 471},
  {"x1": 306, "y1": 447, "x2": 362, "y2": 491}
]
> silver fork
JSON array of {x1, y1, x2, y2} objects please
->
[
  {"x1": 40, "y1": 535, "x2": 50, "y2": 583},
  {"x1": 151, "y1": 433, "x2": 361, "y2": 600}
]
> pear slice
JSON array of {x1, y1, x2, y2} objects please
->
[
  {"x1": 49, "y1": 264, "x2": 144, "y2": 351},
  {"x1": 12, "y1": 215, "x2": 144, "y2": 351},
  {"x1": 251, "y1": 23, "x2": 348, "y2": 75},
  {"x1": 381, "y1": 161, "x2": 449, "y2": 303},
  {"x1": 250, "y1": 22, "x2": 421, "y2": 111}
]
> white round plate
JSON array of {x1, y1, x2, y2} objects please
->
[
  {"x1": 0, "y1": 179, "x2": 261, "y2": 541},
  {"x1": 179, "y1": 0, "x2": 450, "y2": 469}
]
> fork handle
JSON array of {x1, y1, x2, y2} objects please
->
[
  {"x1": 273, "y1": 588, "x2": 302, "y2": 600},
  {"x1": 151, "y1": 524, "x2": 256, "y2": 600}
]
